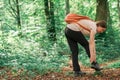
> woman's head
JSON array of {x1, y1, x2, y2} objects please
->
[{"x1": 96, "y1": 20, "x2": 107, "y2": 33}]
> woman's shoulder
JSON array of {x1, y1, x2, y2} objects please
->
[{"x1": 79, "y1": 19, "x2": 95, "y2": 23}]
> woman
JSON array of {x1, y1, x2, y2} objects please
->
[{"x1": 64, "y1": 14, "x2": 107, "y2": 77}]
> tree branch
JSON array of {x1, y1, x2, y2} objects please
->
[
  {"x1": 8, "y1": 0, "x2": 17, "y2": 17},
  {"x1": 7, "y1": 8, "x2": 16, "y2": 18}
]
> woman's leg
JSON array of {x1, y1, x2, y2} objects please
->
[
  {"x1": 66, "y1": 36, "x2": 80, "y2": 71},
  {"x1": 65, "y1": 28, "x2": 80, "y2": 71},
  {"x1": 74, "y1": 33, "x2": 90, "y2": 58}
]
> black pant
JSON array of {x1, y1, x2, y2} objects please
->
[{"x1": 65, "y1": 27, "x2": 90, "y2": 72}]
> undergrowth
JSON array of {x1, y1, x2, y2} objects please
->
[{"x1": 0, "y1": 26, "x2": 120, "y2": 77}]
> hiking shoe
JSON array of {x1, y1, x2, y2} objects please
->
[
  {"x1": 74, "y1": 71, "x2": 86, "y2": 77},
  {"x1": 91, "y1": 62, "x2": 102, "y2": 71}
]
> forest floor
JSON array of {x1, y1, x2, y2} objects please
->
[
  {"x1": 37, "y1": 60, "x2": 120, "y2": 80},
  {"x1": 0, "y1": 60, "x2": 120, "y2": 80}
]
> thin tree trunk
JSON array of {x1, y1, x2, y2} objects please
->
[
  {"x1": 8, "y1": 0, "x2": 21, "y2": 29},
  {"x1": 65, "y1": 0, "x2": 70, "y2": 15},
  {"x1": 49, "y1": 0, "x2": 56, "y2": 42},
  {"x1": 105, "y1": 1, "x2": 115, "y2": 44},
  {"x1": 44, "y1": 0, "x2": 56, "y2": 43},
  {"x1": 118, "y1": 0, "x2": 120, "y2": 27},
  {"x1": 16, "y1": 0, "x2": 21, "y2": 29}
]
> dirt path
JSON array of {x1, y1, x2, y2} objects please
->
[
  {"x1": 37, "y1": 68, "x2": 120, "y2": 80},
  {"x1": 38, "y1": 60, "x2": 120, "y2": 80}
]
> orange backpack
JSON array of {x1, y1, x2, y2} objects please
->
[{"x1": 65, "y1": 13, "x2": 91, "y2": 32}]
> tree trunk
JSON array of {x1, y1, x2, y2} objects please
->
[
  {"x1": 118, "y1": 0, "x2": 120, "y2": 27},
  {"x1": 105, "y1": 1, "x2": 115, "y2": 45},
  {"x1": 95, "y1": 0, "x2": 109, "y2": 39},
  {"x1": 65, "y1": 0, "x2": 70, "y2": 15},
  {"x1": 96, "y1": 0, "x2": 108, "y2": 21},
  {"x1": 8, "y1": 0, "x2": 21, "y2": 29},
  {"x1": 16, "y1": 0, "x2": 21, "y2": 29},
  {"x1": 44, "y1": 0, "x2": 56, "y2": 43},
  {"x1": 96, "y1": 0, "x2": 115, "y2": 45}
]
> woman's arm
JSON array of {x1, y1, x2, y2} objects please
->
[{"x1": 89, "y1": 30, "x2": 96, "y2": 63}]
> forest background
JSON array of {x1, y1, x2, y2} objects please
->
[{"x1": 0, "y1": 0, "x2": 120, "y2": 79}]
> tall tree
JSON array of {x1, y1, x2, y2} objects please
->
[
  {"x1": 8, "y1": 0, "x2": 21, "y2": 29},
  {"x1": 96, "y1": 0, "x2": 115, "y2": 45},
  {"x1": 96, "y1": 0, "x2": 108, "y2": 21},
  {"x1": 44, "y1": 0, "x2": 56, "y2": 43},
  {"x1": 95, "y1": 0, "x2": 109, "y2": 39},
  {"x1": 118, "y1": 0, "x2": 120, "y2": 27},
  {"x1": 65, "y1": 0, "x2": 70, "y2": 15}
]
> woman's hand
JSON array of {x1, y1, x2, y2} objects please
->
[{"x1": 90, "y1": 54, "x2": 96, "y2": 63}]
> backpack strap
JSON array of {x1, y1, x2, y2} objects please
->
[{"x1": 76, "y1": 22, "x2": 91, "y2": 32}]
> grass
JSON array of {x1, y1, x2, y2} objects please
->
[{"x1": 0, "y1": 28, "x2": 120, "y2": 77}]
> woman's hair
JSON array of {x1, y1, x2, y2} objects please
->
[{"x1": 96, "y1": 20, "x2": 107, "y2": 28}]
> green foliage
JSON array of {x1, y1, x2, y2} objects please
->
[
  {"x1": 106, "y1": 61, "x2": 120, "y2": 68},
  {"x1": 0, "y1": 27, "x2": 69, "y2": 75},
  {"x1": 0, "y1": 0, "x2": 120, "y2": 77}
]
